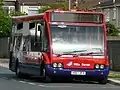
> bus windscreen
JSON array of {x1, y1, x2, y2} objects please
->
[{"x1": 51, "y1": 12, "x2": 103, "y2": 24}]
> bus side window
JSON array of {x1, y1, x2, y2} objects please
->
[
  {"x1": 29, "y1": 22, "x2": 35, "y2": 29},
  {"x1": 23, "y1": 43, "x2": 26, "y2": 51},
  {"x1": 15, "y1": 36, "x2": 22, "y2": 51},
  {"x1": 17, "y1": 23, "x2": 23, "y2": 30},
  {"x1": 23, "y1": 40, "x2": 27, "y2": 51},
  {"x1": 23, "y1": 37, "x2": 30, "y2": 51}
]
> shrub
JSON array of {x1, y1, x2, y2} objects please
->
[{"x1": 106, "y1": 22, "x2": 119, "y2": 36}]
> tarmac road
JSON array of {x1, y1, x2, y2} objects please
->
[{"x1": 0, "y1": 67, "x2": 120, "y2": 90}]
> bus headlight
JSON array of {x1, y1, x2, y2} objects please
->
[
  {"x1": 52, "y1": 63, "x2": 63, "y2": 68},
  {"x1": 94, "y1": 64, "x2": 105, "y2": 69},
  {"x1": 100, "y1": 64, "x2": 105, "y2": 69},
  {"x1": 53, "y1": 63, "x2": 57, "y2": 68},
  {"x1": 95, "y1": 64, "x2": 99, "y2": 69},
  {"x1": 58, "y1": 63, "x2": 63, "y2": 68}
]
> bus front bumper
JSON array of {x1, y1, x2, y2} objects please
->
[{"x1": 45, "y1": 65, "x2": 110, "y2": 80}]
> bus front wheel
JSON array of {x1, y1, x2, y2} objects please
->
[
  {"x1": 98, "y1": 78, "x2": 108, "y2": 84},
  {"x1": 43, "y1": 68, "x2": 52, "y2": 83}
]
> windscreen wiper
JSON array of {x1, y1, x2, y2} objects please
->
[
  {"x1": 78, "y1": 52, "x2": 94, "y2": 56},
  {"x1": 63, "y1": 50, "x2": 87, "y2": 54},
  {"x1": 53, "y1": 53, "x2": 77, "y2": 57},
  {"x1": 91, "y1": 48, "x2": 103, "y2": 54},
  {"x1": 63, "y1": 49, "x2": 103, "y2": 56},
  {"x1": 57, "y1": 48, "x2": 103, "y2": 57},
  {"x1": 53, "y1": 52, "x2": 94, "y2": 57}
]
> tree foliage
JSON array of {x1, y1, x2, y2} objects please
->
[
  {"x1": 0, "y1": 0, "x2": 27, "y2": 36},
  {"x1": 39, "y1": 6, "x2": 52, "y2": 13},
  {"x1": 0, "y1": 11, "x2": 12, "y2": 37},
  {"x1": 10, "y1": 10, "x2": 27, "y2": 16},
  {"x1": 39, "y1": 1, "x2": 68, "y2": 13},
  {"x1": 106, "y1": 22, "x2": 119, "y2": 36},
  {"x1": 0, "y1": 0, "x2": 12, "y2": 37}
]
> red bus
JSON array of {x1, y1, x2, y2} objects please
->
[{"x1": 9, "y1": 9, "x2": 110, "y2": 84}]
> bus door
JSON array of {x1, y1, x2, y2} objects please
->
[{"x1": 21, "y1": 21, "x2": 43, "y2": 76}]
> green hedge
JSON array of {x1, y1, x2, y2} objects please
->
[{"x1": 106, "y1": 22, "x2": 119, "y2": 36}]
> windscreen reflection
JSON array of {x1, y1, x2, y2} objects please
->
[{"x1": 50, "y1": 24, "x2": 104, "y2": 55}]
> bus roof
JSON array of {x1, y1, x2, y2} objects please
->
[
  {"x1": 47, "y1": 9, "x2": 104, "y2": 24},
  {"x1": 12, "y1": 9, "x2": 104, "y2": 23},
  {"x1": 46, "y1": 9, "x2": 104, "y2": 15},
  {"x1": 12, "y1": 13, "x2": 44, "y2": 23}
]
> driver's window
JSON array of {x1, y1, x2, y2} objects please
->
[{"x1": 41, "y1": 20, "x2": 49, "y2": 52}]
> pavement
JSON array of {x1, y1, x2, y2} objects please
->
[
  {"x1": 0, "y1": 58, "x2": 9, "y2": 68},
  {"x1": 0, "y1": 58, "x2": 9, "y2": 63},
  {"x1": 0, "y1": 58, "x2": 120, "y2": 87}
]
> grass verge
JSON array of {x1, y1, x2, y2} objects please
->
[{"x1": 109, "y1": 72, "x2": 120, "y2": 78}]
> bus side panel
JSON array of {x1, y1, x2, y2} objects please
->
[
  {"x1": 19, "y1": 62, "x2": 41, "y2": 76},
  {"x1": 18, "y1": 51, "x2": 43, "y2": 76}
]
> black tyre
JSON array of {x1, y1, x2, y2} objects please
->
[
  {"x1": 43, "y1": 68, "x2": 52, "y2": 83},
  {"x1": 98, "y1": 78, "x2": 108, "y2": 84},
  {"x1": 15, "y1": 65, "x2": 23, "y2": 78},
  {"x1": 15, "y1": 62, "x2": 27, "y2": 78}
]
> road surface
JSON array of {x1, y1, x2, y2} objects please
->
[{"x1": 0, "y1": 67, "x2": 120, "y2": 90}]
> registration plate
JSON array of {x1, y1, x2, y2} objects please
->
[{"x1": 71, "y1": 71, "x2": 86, "y2": 75}]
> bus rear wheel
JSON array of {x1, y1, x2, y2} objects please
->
[
  {"x1": 15, "y1": 62, "x2": 27, "y2": 78},
  {"x1": 16, "y1": 65, "x2": 23, "y2": 78}
]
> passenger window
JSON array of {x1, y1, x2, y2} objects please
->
[
  {"x1": 29, "y1": 22, "x2": 35, "y2": 29},
  {"x1": 17, "y1": 23, "x2": 23, "y2": 30},
  {"x1": 15, "y1": 36, "x2": 22, "y2": 51},
  {"x1": 23, "y1": 36, "x2": 30, "y2": 51}
]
